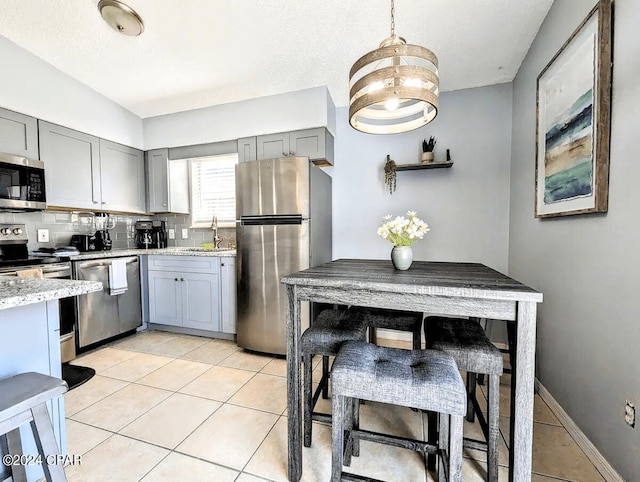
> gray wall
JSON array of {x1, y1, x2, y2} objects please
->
[
  {"x1": 509, "y1": 0, "x2": 640, "y2": 478},
  {"x1": 0, "y1": 35, "x2": 144, "y2": 149},
  {"x1": 143, "y1": 86, "x2": 335, "y2": 150},
  {"x1": 332, "y1": 84, "x2": 513, "y2": 274}
]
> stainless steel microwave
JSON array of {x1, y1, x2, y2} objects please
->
[{"x1": 0, "y1": 152, "x2": 46, "y2": 210}]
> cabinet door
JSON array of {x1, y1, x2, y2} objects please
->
[
  {"x1": 0, "y1": 107, "x2": 39, "y2": 159},
  {"x1": 100, "y1": 139, "x2": 146, "y2": 213},
  {"x1": 237, "y1": 137, "x2": 257, "y2": 163},
  {"x1": 148, "y1": 270, "x2": 183, "y2": 326},
  {"x1": 290, "y1": 128, "x2": 334, "y2": 165},
  {"x1": 146, "y1": 148, "x2": 169, "y2": 212},
  {"x1": 39, "y1": 121, "x2": 101, "y2": 210},
  {"x1": 220, "y1": 257, "x2": 237, "y2": 334},
  {"x1": 182, "y1": 272, "x2": 221, "y2": 331},
  {"x1": 257, "y1": 133, "x2": 290, "y2": 160}
]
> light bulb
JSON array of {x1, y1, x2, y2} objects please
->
[
  {"x1": 403, "y1": 78, "x2": 422, "y2": 87},
  {"x1": 385, "y1": 97, "x2": 399, "y2": 111},
  {"x1": 368, "y1": 81, "x2": 385, "y2": 93}
]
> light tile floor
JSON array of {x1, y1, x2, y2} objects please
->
[{"x1": 62, "y1": 331, "x2": 606, "y2": 481}]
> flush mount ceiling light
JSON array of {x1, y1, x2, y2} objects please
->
[
  {"x1": 349, "y1": 0, "x2": 439, "y2": 134},
  {"x1": 98, "y1": 0, "x2": 144, "y2": 36}
]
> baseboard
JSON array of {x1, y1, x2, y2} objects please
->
[{"x1": 535, "y1": 379, "x2": 624, "y2": 482}]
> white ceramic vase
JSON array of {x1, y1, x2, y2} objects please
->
[{"x1": 391, "y1": 246, "x2": 413, "y2": 270}]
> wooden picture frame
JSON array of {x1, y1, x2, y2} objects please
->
[{"x1": 535, "y1": 0, "x2": 613, "y2": 218}]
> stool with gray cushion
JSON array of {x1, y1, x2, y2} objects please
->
[
  {"x1": 331, "y1": 341, "x2": 466, "y2": 482},
  {"x1": 301, "y1": 309, "x2": 368, "y2": 447},
  {"x1": 347, "y1": 306, "x2": 423, "y2": 349},
  {"x1": 0, "y1": 372, "x2": 69, "y2": 482},
  {"x1": 424, "y1": 316, "x2": 504, "y2": 482}
]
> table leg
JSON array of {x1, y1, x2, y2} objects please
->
[
  {"x1": 509, "y1": 301, "x2": 537, "y2": 481},
  {"x1": 285, "y1": 284, "x2": 302, "y2": 481}
]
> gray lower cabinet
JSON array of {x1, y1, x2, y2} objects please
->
[
  {"x1": 39, "y1": 120, "x2": 102, "y2": 210},
  {"x1": 147, "y1": 256, "x2": 225, "y2": 333},
  {"x1": 0, "y1": 107, "x2": 39, "y2": 159},
  {"x1": 146, "y1": 148, "x2": 189, "y2": 213},
  {"x1": 99, "y1": 139, "x2": 146, "y2": 213},
  {"x1": 254, "y1": 128, "x2": 334, "y2": 166}
]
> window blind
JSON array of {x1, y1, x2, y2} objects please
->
[{"x1": 190, "y1": 154, "x2": 238, "y2": 227}]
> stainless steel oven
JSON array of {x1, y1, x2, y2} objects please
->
[{"x1": 0, "y1": 152, "x2": 46, "y2": 210}]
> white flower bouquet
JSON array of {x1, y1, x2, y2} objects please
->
[{"x1": 377, "y1": 211, "x2": 430, "y2": 246}]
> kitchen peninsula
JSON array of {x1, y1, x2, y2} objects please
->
[{"x1": 0, "y1": 277, "x2": 101, "y2": 481}]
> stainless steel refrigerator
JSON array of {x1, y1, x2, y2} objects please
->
[{"x1": 236, "y1": 157, "x2": 332, "y2": 355}]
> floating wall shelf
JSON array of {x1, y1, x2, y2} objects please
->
[{"x1": 395, "y1": 161, "x2": 454, "y2": 171}]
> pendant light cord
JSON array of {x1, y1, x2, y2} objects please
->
[{"x1": 390, "y1": 0, "x2": 395, "y2": 37}]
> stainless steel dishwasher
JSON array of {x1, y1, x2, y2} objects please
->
[{"x1": 73, "y1": 256, "x2": 142, "y2": 349}]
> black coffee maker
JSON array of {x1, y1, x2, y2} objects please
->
[
  {"x1": 94, "y1": 213, "x2": 114, "y2": 250},
  {"x1": 152, "y1": 220, "x2": 167, "y2": 249},
  {"x1": 134, "y1": 221, "x2": 154, "y2": 249}
]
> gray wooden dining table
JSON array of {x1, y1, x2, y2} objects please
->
[{"x1": 281, "y1": 259, "x2": 543, "y2": 482}]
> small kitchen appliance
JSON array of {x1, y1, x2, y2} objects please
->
[
  {"x1": 94, "y1": 212, "x2": 115, "y2": 250},
  {"x1": 151, "y1": 220, "x2": 167, "y2": 248},
  {"x1": 70, "y1": 234, "x2": 96, "y2": 252},
  {"x1": 134, "y1": 221, "x2": 153, "y2": 249},
  {"x1": 0, "y1": 152, "x2": 46, "y2": 211}
]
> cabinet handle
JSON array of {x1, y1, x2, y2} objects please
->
[
  {"x1": 174, "y1": 278, "x2": 178, "y2": 281},
  {"x1": 180, "y1": 278, "x2": 185, "y2": 282},
  {"x1": 221, "y1": 263, "x2": 225, "y2": 266},
  {"x1": 93, "y1": 201, "x2": 99, "y2": 204},
  {"x1": 282, "y1": 151, "x2": 287, "y2": 157},
  {"x1": 289, "y1": 151, "x2": 295, "y2": 156},
  {"x1": 162, "y1": 203, "x2": 167, "y2": 207}
]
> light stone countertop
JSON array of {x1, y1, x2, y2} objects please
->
[
  {"x1": 65, "y1": 247, "x2": 237, "y2": 261},
  {"x1": 0, "y1": 278, "x2": 103, "y2": 310}
]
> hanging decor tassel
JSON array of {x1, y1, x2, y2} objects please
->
[{"x1": 384, "y1": 155, "x2": 397, "y2": 194}]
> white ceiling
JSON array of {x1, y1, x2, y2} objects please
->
[{"x1": 0, "y1": 0, "x2": 553, "y2": 119}]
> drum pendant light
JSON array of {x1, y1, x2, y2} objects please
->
[{"x1": 349, "y1": 0, "x2": 439, "y2": 134}]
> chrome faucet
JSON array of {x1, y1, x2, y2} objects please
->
[{"x1": 211, "y1": 215, "x2": 223, "y2": 249}]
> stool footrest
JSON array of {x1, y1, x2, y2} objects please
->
[
  {"x1": 351, "y1": 428, "x2": 438, "y2": 455},
  {"x1": 463, "y1": 437, "x2": 488, "y2": 452},
  {"x1": 311, "y1": 412, "x2": 331, "y2": 424},
  {"x1": 341, "y1": 472, "x2": 386, "y2": 482}
]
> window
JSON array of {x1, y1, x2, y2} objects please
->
[{"x1": 190, "y1": 153, "x2": 238, "y2": 228}]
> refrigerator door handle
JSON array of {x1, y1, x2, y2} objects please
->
[{"x1": 240, "y1": 215, "x2": 304, "y2": 225}]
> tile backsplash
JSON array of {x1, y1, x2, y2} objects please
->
[{"x1": 0, "y1": 211, "x2": 236, "y2": 252}]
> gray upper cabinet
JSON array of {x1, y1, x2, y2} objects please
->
[
  {"x1": 254, "y1": 128, "x2": 334, "y2": 166},
  {"x1": 146, "y1": 148, "x2": 189, "y2": 214},
  {"x1": 99, "y1": 139, "x2": 146, "y2": 213},
  {"x1": 290, "y1": 128, "x2": 334, "y2": 166},
  {"x1": 40, "y1": 120, "x2": 146, "y2": 213},
  {"x1": 0, "y1": 107, "x2": 39, "y2": 160},
  {"x1": 237, "y1": 137, "x2": 257, "y2": 163},
  {"x1": 39, "y1": 120, "x2": 102, "y2": 210},
  {"x1": 257, "y1": 132, "x2": 290, "y2": 160}
]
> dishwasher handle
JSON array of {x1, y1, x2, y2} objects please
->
[{"x1": 76, "y1": 257, "x2": 139, "y2": 270}]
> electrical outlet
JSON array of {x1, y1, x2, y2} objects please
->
[
  {"x1": 168, "y1": 229, "x2": 175, "y2": 239},
  {"x1": 181, "y1": 228, "x2": 189, "y2": 239},
  {"x1": 625, "y1": 400, "x2": 635, "y2": 427},
  {"x1": 37, "y1": 229, "x2": 49, "y2": 243}
]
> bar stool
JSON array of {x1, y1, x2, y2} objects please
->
[
  {"x1": 347, "y1": 307, "x2": 423, "y2": 349},
  {"x1": 0, "y1": 372, "x2": 68, "y2": 482},
  {"x1": 301, "y1": 309, "x2": 368, "y2": 447},
  {"x1": 331, "y1": 341, "x2": 467, "y2": 482},
  {"x1": 424, "y1": 317, "x2": 504, "y2": 482}
]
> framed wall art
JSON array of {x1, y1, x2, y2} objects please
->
[{"x1": 535, "y1": 0, "x2": 613, "y2": 218}]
